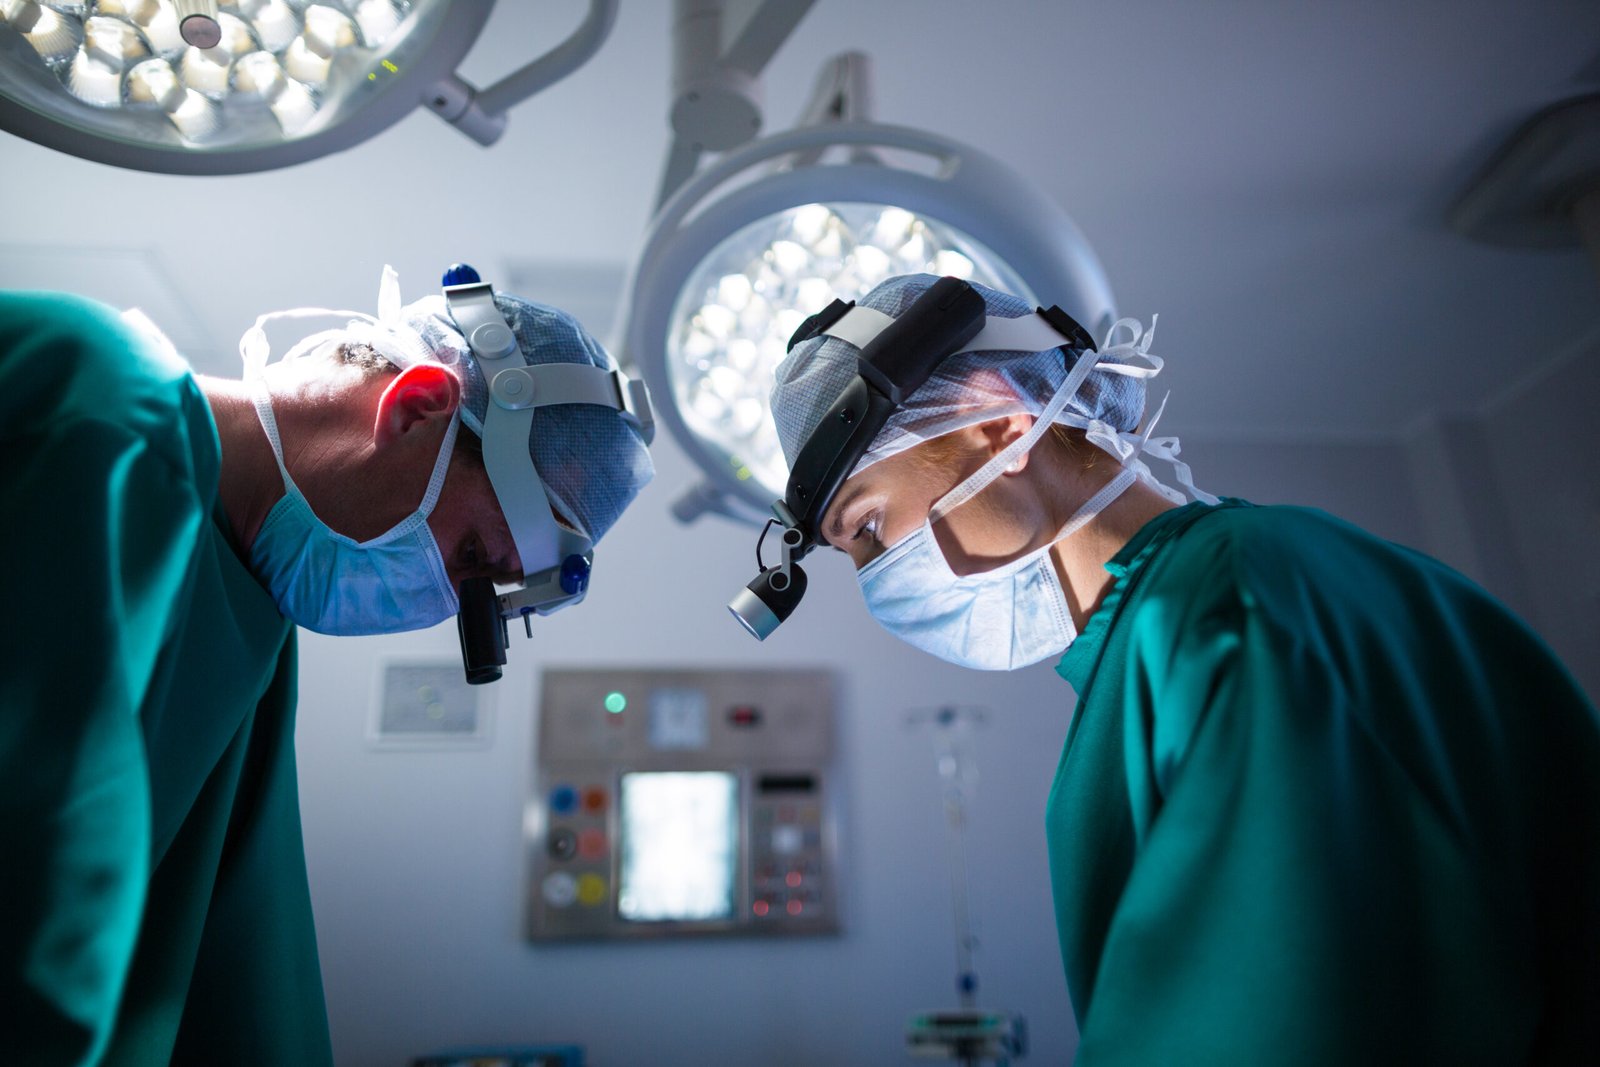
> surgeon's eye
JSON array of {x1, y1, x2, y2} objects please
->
[{"x1": 853, "y1": 515, "x2": 880, "y2": 543}]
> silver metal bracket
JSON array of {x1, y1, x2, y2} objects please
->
[{"x1": 425, "y1": 0, "x2": 619, "y2": 147}]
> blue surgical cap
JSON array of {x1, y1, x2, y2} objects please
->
[
  {"x1": 771, "y1": 273, "x2": 1147, "y2": 475},
  {"x1": 393, "y1": 292, "x2": 654, "y2": 544},
  {"x1": 239, "y1": 267, "x2": 654, "y2": 544}
]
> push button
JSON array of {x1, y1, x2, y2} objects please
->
[
  {"x1": 578, "y1": 828, "x2": 607, "y2": 860},
  {"x1": 577, "y1": 874, "x2": 608, "y2": 907},
  {"x1": 582, "y1": 787, "x2": 608, "y2": 813},
  {"x1": 547, "y1": 828, "x2": 577, "y2": 861},
  {"x1": 549, "y1": 785, "x2": 577, "y2": 814},
  {"x1": 771, "y1": 825, "x2": 803, "y2": 855},
  {"x1": 541, "y1": 872, "x2": 577, "y2": 908}
]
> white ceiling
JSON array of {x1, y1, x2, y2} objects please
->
[{"x1": 1, "y1": 0, "x2": 1596, "y2": 441}]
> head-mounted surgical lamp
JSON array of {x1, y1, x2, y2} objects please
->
[
  {"x1": 728, "y1": 275, "x2": 1097, "y2": 640},
  {"x1": 441, "y1": 263, "x2": 655, "y2": 683}
]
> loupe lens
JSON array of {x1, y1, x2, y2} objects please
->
[{"x1": 457, "y1": 577, "x2": 507, "y2": 684}]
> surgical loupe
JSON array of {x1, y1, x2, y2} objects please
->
[
  {"x1": 728, "y1": 276, "x2": 1099, "y2": 641},
  {"x1": 442, "y1": 263, "x2": 655, "y2": 684}
]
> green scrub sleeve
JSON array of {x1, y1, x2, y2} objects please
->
[
  {"x1": 0, "y1": 354, "x2": 205, "y2": 1059},
  {"x1": 1074, "y1": 552, "x2": 1534, "y2": 1065}
]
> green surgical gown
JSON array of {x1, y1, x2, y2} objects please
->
[
  {"x1": 0, "y1": 293, "x2": 333, "y2": 1065},
  {"x1": 1048, "y1": 498, "x2": 1600, "y2": 1064}
]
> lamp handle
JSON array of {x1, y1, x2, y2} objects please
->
[{"x1": 426, "y1": 0, "x2": 619, "y2": 146}]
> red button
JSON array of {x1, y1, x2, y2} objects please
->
[
  {"x1": 578, "y1": 828, "x2": 607, "y2": 859},
  {"x1": 786, "y1": 899, "x2": 804, "y2": 916},
  {"x1": 785, "y1": 871, "x2": 803, "y2": 888},
  {"x1": 752, "y1": 900, "x2": 770, "y2": 917},
  {"x1": 582, "y1": 787, "x2": 608, "y2": 813}
]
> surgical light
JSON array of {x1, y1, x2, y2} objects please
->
[
  {"x1": 625, "y1": 119, "x2": 1117, "y2": 524},
  {"x1": 0, "y1": 0, "x2": 618, "y2": 173}
]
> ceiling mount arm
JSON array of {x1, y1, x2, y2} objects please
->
[
  {"x1": 427, "y1": 0, "x2": 619, "y2": 146},
  {"x1": 1448, "y1": 92, "x2": 1600, "y2": 291},
  {"x1": 654, "y1": 0, "x2": 818, "y2": 210},
  {"x1": 794, "y1": 50, "x2": 873, "y2": 129},
  {"x1": 783, "y1": 50, "x2": 875, "y2": 171}
]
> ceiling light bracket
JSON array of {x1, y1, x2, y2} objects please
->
[
  {"x1": 1449, "y1": 92, "x2": 1600, "y2": 284},
  {"x1": 656, "y1": 0, "x2": 817, "y2": 209},
  {"x1": 426, "y1": 0, "x2": 618, "y2": 147}
]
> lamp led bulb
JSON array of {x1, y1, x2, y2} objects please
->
[
  {"x1": 236, "y1": 0, "x2": 299, "y2": 54},
  {"x1": 1, "y1": 0, "x2": 438, "y2": 159}
]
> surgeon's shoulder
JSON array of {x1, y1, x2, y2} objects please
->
[
  {"x1": 0, "y1": 291, "x2": 214, "y2": 481},
  {"x1": 1141, "y1": 501, "x2": 1392, "y2": 633}
]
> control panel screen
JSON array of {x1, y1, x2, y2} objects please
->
[
  {"x1": 647, "y1": 687, "x2": 710, "y2": 750},
  {"x1": 618, "y1": 772, "x2": 738, "y2": 922}
]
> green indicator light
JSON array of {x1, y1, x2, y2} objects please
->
[{"x1": 604, "y1": 691, "x2": 627, "y2": 714}]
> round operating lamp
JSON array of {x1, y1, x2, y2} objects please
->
[
  {"x1": 624, "y1": 121, "x2": 1117, "y2": 523},
  {"x1": 0, "y1": 0, "x2": 617, "y2": 173}
]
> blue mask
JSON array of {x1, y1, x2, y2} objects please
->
[
  {"x1": 247, "y1": 382, "x2": 461, "y2": 636},
  {"x1": 857, "y1": 406, "x2": 1140, "y2": 672}
]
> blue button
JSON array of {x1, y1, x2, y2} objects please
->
[
  {"x1": 442, "y1": 263, "x2": 481, "y2": 286},
  {"x1": 549, "y1": 785, "x2": 577, "y2": 814},
  {"x1": 559, "y1": 555, "x2": 591, "y2": 596}
]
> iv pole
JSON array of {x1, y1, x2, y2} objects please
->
[{"x1": 905, "y1": 706, "x2": 1028, "y2": 1067}]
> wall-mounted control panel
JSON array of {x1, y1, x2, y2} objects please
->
[{"x1": 526, "y1": 669, "x2": 838, "y2": 942}]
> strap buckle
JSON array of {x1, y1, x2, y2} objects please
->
[
  {"x1": 611, "y1": 370, "x2": 656, "y2": 444},
  {"x1": 1037, "y1": 305, "x2": 1097, "y2": 354},
  {"x1": 786, "y1": 298, "x2": 856, "y2": 352}
]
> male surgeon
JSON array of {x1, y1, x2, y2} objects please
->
[{"x1": 0, "y1": 267, "x2": 653, "y2": 1065}]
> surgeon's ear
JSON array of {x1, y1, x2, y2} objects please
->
[
  {"x1": 976, "y1": 414, "x2": 1037, "y2": 474},
  {"x1": 373, "y1": 364, "x2": 461, "y2": 449}
]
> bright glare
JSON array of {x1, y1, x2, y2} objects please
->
[
  {"x1": 0, "y1": 0, "x2": 414, "y2": 145},
  {"x1": 666, "y1": 202, "x2": 1032, "y2": 497},
  {"x1": 618, "y1": 772, "x2": 738, "y2": 922}
]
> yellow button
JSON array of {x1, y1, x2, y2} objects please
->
[{"x1": 577, "y1": 873, "x2": 608, "y2": 907}]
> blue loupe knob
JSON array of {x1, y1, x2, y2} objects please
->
[
  {"x1": 442, "y1": 263, "x2": 482, "y2": 286},
  {"x1": 560, "y1": 555, "x2": 591, "y2": 597}
]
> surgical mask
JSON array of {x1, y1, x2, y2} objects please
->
[
  {"x1": 859, "y1": 465, "x2": 1137, "y2": 670},
  {"x1": 856, "y1": 335, "x2": 1146, "y2": 671},
  {"x1": 246, "y1": 381, "x2": 462, "y2": 636}
]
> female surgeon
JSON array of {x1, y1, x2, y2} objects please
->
[{"x1": 768, "y1": 274, "x2": 1599, "y2": 1065}]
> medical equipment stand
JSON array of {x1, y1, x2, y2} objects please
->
[{"x1": 904, "y1": 707, "x2": 1027, "y2": 1066}]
